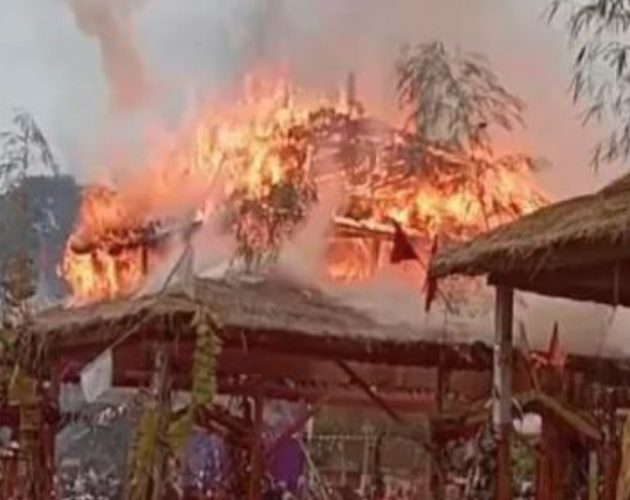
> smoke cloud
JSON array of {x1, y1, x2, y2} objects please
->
[
  {"x1": 67, "y1": 0, "x2": 152, "y2": 111},
  {"x1": 4, "y1": 0, "x2": 628, "y2": 355}
]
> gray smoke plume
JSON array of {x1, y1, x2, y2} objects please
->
[{"x1": 67, "y1": 0, "x2": 152, "y2": 111}]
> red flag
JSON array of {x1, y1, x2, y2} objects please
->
[
  {"x1": 530, "y1": 322, "x2": 564, "y2": 370},
  {"x1": 390, "y1": 220, "x2": 419, "y2": 263},
  {"x1": 424, "y1": 236, "x2": 439, "y2": 312},
  {"x1": 547, "y1": 322, "x2": 564, "y2": 369}
]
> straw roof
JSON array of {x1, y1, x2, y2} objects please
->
[
  {"x1": 34, "y1": 275, "x2": 492, "y2": 370},
  {"x1": 429, "y1": 173, "x2": 630, "y2": 305}
]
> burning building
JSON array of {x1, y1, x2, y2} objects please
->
[{"x1": 58, "y1": 76, "x2": 547, "y2": 306}]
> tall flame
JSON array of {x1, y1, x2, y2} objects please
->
[{"x1": 60, "y1": 76, "x2": 548, "y2": 305}]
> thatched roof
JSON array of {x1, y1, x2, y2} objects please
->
[
  {"x1": 429, "y1": 173, "x2": 630, "y2": 305},
  {"x1": 34, "y1": 276, "x2": 492, "y2": 370},
  {"x1": 31, "y1": 275, "x2": 630, "y2": 410}
]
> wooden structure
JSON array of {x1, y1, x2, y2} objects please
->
[
  {"x1": 429, "y1": 172, "x2": 630, "y2": 500},
  {"x1": 15, "y1": 272, "x2": 630, "y2": 499},
  {"x1": 26, "y1": 276, "x2": 494, "y2": 499},
  {"x1": 35, "y1": 277, "x2": 496, "y2": 410}
]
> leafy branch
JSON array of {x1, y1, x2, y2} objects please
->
[
  {"x1": 549, "y1": 0, "x2": 630, "y2": 166},
  {"x1": 396, "y1": 41, "x2": 525, "y2": 153}
]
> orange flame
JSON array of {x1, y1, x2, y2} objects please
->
[{"x1": 60, "y1": 76, "x2": 548, "y2": 305}]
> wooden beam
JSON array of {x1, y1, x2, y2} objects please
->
[
  {"x1": 51, "y1": 322, "x2": 495, "y2": 372},
  {"x1": 488, "y1": 260, "x2": 630, "y2": 308},
  {"x1": 494, "y1": 285, "x2": 513, "y2": 500},
  {"x1": 518, "y1": 390, "x2": 600, "y2": 442}
]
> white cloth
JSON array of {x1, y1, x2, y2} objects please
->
[{"x1": 80, "y1": 349, "x2": 113, "y2": 403}]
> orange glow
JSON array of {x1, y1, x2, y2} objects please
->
[{"x1": 60, "y1": 76, "x2": 548, "y2": 305}]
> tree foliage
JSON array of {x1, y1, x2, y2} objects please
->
[
  {"x1": 549, "y1": 0, "x2": 630, "y2": 166},
  {"x1": 396, "y1": 41, "x2": 525, "y2": 153},
  {"x1": 0, "y1": 110, "x2": 59, "y2": 193}
]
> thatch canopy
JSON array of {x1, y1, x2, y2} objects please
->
[
  {"x1": 35, "y1": 275, "x2": 500, "y2": 372},
  {"x1": 429, "y1": 173, "x2": 630, "y2": 306},
  {"x1": 29, "y1": 275, "x2": 630, "y2": 410},
  {"x1": 33, "y1": 276, "x2": 499, "y2": 411}
]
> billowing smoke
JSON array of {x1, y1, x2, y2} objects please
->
[
  {"x1": 23, "y1": 0, "x2": 627, "y2": 356},
  {"x1": 66, "y1": 0, "x2": 152, "y2": 111}
]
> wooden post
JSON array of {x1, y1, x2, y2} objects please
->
[
  {"x1": 431, "y1": 353, "x2": 447, "y2": 500},
  {"x1": 588, "y1": 450, "x2": 598, "y2": 500},
  {"x1": 536, "y1": 412, "x2": 568, "y2": 500},
  {"x1": 150, "y1": 342, "x2": 171, "y2": 500},
  {"x1": 494, "y1": 286, "x2": 514, "y2": 500},
  {"x1": 248, "y1": 395, "x2": 264, "y2": 500},
  {"x1": 359, "y1": 425, "x2": 372, "y2": 495},
  {"x1": 340, "y1": 439, "x2": 347, "y2": 486}
]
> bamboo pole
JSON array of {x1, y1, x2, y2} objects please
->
[{"x1": 494, "y1": 286, "x2": 514, "y2": 500}]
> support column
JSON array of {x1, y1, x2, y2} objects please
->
[
  {"x1": 248, "y1": 395, "x2": 264, "y2": 500},
  {"x1": 431, "y1": 354, "x2": 447, "y2": 500},
  {"x1": 150, "y1": 342, "x2": 172, "y2": 500},
  {"x1": 494, "y1": 286, "x2": 514, "y2": 500},
  {"x1": 536, "y1": 413, "x2": 568, "y2": 500},
  {"x1": 588, "y1": 450, "x2": 598, "y2": 500}
]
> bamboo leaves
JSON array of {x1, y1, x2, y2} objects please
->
[
  {"x1": 549, "y1": 0, "x2": 630, "y2": 167},
  {"x1": 126, "y1": 343, "x2": 171, "y2": 500},
  {"x1": 127, "y1": 407, "x2": 161, "y2": 500},
  {"x1": 396, "y1": 41, "x2": 525, "y2": 154},
  {"x1": 127, "y1": 307, "x2": 221, "y2": 498},
  {"x1": 167, "y1": 306, "x2": 221, "y2": 456},
  {"x1": 190, "y1": 307, "x2": 220, "y2": 411}
]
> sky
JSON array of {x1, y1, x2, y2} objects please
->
[{"x1": 0, "y1": 0, "x2": 625, "y2": 195}]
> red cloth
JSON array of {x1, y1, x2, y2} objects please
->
[{"x1": 390, "y1": 220, "x2": 419, "y2": 263}]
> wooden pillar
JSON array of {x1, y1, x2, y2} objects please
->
[
  {"x1": 602, "y1": 432, "x2": 621, "y2": 500},
  {"x1": 536, "y1": 413, "x2": 568, "y2": 500},
  {"x1": 588, "y1": 450, "x2": 598, "y2": 500},
  {"x1": 150, "y1": 342, "x2": 171, "y2": 500},
  {"x1": 494, "y1": 286, "x2": 514, "y2": 500},
  {"x1": 431, "y1": 354, "x2": 447, "y2": 500},
  {"x1": 359, "y1": 425, "x2": 372, "y2": 495},
  {"x1": 340, "y1": 439, "x2": 347, "y2": 486},
  {"x1": 248, "y1": 395, "x2": 264, "y2": 500}
]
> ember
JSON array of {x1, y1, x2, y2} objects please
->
[{"x1": 60, "y1": 76, "x2": 548, "y2": 305}]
